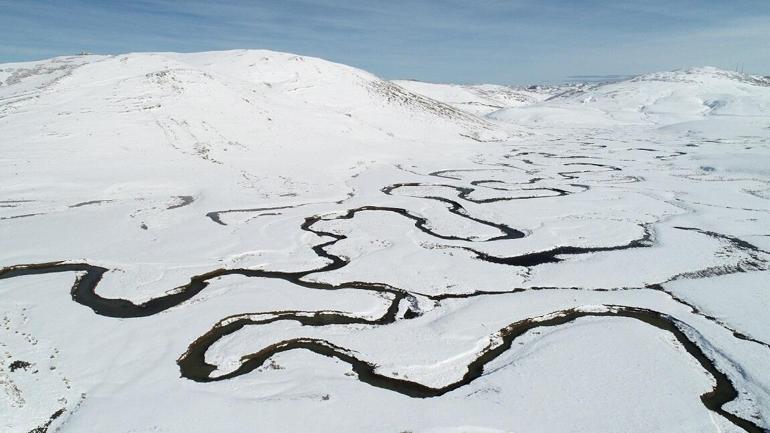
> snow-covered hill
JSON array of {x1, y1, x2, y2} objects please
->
[
  {"x1": 488, "y1": 66, "x2": 770, "y2": 128},
  {"x1": 0, "y1": 50, "x2": 499, "y2": 136},
  {"x1": 391, "y1": 80, "x2": 559, "y2": 116},
  {"x1": 2, "y1": 53, "x2": 770, "y2": 433},
  {"x1": 0, "y1": 50, "x2": 506, "y2": 192}
]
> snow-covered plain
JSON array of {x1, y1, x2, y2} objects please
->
[{"x1": 1, "y1": 51, "x2": 769, "y2": 433}]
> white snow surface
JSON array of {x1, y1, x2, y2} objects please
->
[
  {"x1": 392, "y1": 80, "x2": 558, "y2": 116},
  {"x1": 1, "y1": 52, "x2": 770, "y2": 433}
]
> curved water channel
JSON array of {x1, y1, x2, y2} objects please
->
[{"x1": 1, "y1": 155, "x2": 768, "y2": 433}]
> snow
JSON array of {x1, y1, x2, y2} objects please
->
[
  {"x1": 1, "y1": 51, "x2": 769, "y2": 433},
  {"x1": 392, "y1": 80, "x2": 555, "y2": 116},
  {"x1": 488, "y1": 66, "x2": 770, "y2": 127}
]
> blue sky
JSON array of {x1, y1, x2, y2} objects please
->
[{"x1": 1, "y1": 0, "x2": 769, "y2": 84}]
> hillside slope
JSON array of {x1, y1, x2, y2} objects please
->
[
  {"x1": 0, "y1": 50, "x2": 507, "y2": 201},
  {"x1": 391, "y1": 79, "x2": 558, "y2": 116},
  {"x1": 489, "y1": 67, "x2": 770, "y2": 128}
]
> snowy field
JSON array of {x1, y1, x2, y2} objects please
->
[{"x1": 1, "y1": 50, "x2": 769, "y2": 433}]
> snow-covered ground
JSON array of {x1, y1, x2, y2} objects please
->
[{"x1": 1, "y1": 50, "x2": 769, "y2": 433}]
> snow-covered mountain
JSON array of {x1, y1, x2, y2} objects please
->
[
  {"x1": 0, "y1": 50, "x2": 499, "y2": 138},
  {"x1": 2, "y1": 52, "x2": 770, "y2": 433},
  {"x1": 0, "y1": 50, "x2": 507, "y2": 193},
  {"x1": 486, "y1": 66, "x2": 770, "y2": 127},
  {"x1": 391, "y1": 66, "x2": 770, "y2": 137},
  {"x1": 391, "y1": 79, "x2": 559, "y2": 116}
]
